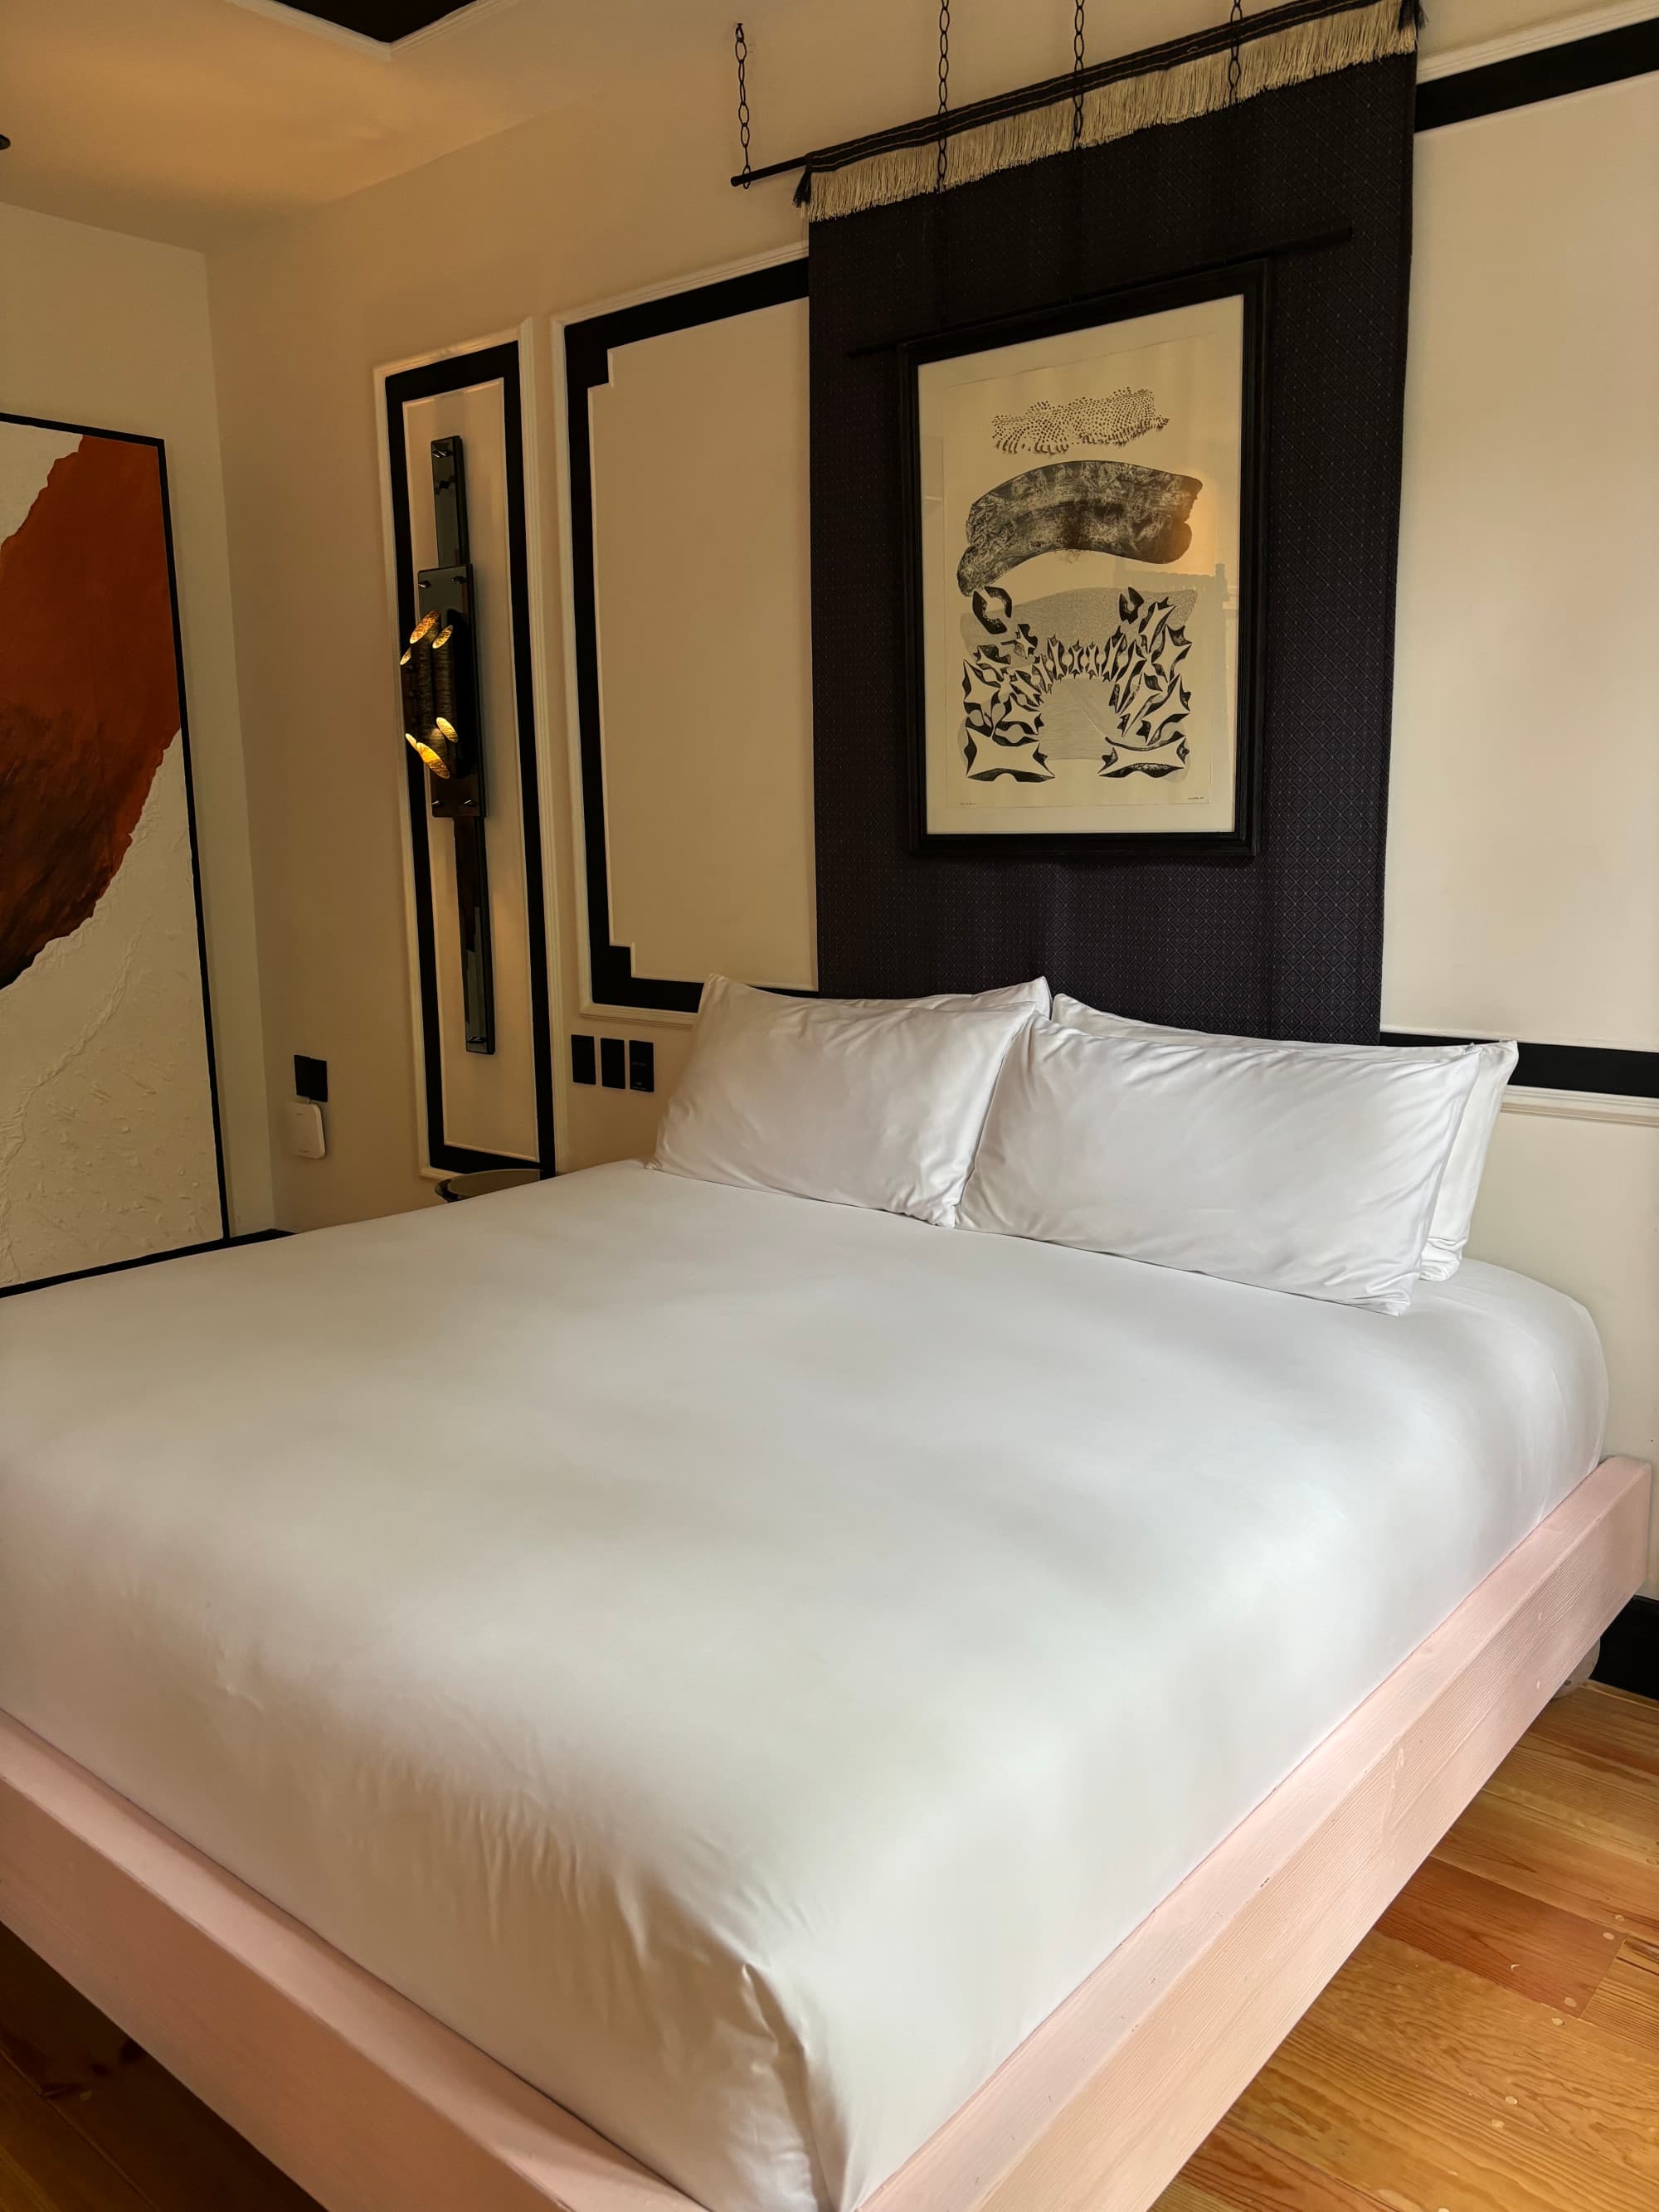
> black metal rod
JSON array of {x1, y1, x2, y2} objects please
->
[{"x1": 730, "y1": 0, "x2": 1400, "y2": 191}]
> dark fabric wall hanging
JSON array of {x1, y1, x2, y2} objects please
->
[{"x1": 808, "y1": 46, "x2": 1418, "y2": 1043}]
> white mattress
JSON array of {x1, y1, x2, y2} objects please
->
[{"x1": 0, "y1": 1164, "x2": 1606, "y2": 2212}]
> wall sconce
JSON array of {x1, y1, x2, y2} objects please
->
[{"x1": 400, "y1": 435, "x2": 494, "y2": 1053}]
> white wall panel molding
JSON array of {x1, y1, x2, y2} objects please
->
[
  {"x1": 1504, "y1": 1088, "x2": 1659, "y2": 1130},
  {"x1": 1384, "y1": 71, "x2": 1659, "y2": 1053},
  {"x1": 1417, "y1": 2, "x2": 1659, "y2": 80},
  {"x1": 552, "y1": 248, "x2": 815, "y2": 1023}
]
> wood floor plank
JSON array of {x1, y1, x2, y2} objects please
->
[
  {"x1": 1150, "y1": 2179, "x2": 1229, "y2": 2212},
  {"x1": 0, "y1": 1924, "x2": 135, "y2": 2101},
  {"x1": 1377, "y1": 1852, "x2": 1617, "y2": 2010},
  {"x1": 1579, "y1": 1937, "x2": 1659, "y2": 2060},
  {"x1": 0, "y1": 2052, "x2": 154, "y2": 2212},
  {"x1": 1290, "y1": 1932, "x2": 1659, "y2": 2183},
  {"x1": 1526, "y1": 1685, "x2": 1659, "y2": 1786},
  {"x1": 1158, "y1": 2124, "x2": 1388, "y2": 2210},
  {"x1": 1433, "y1": 1792, "x2": 1659, "y2": 1942},
  {"x1": 1232, "y1": 2011, "x2": 1655, "y2": 2212},
  {"x1": 51, "y1": 2050, "x2": 320, "y2": 2212},
  {"x1": 1482, "y1": 1740, "x2": 1659, "y2": 1863}
]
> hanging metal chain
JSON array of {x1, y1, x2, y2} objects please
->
[
  {"x1": 937, "y1": 0, "x2": 951, "y2": 191},
  {"x1": 734, "y1": 22, "x2": 752, "y2": 187},
  {"x1": 1227, "y1": 0, "x2": 1244, "y2": 105},
  {"x1": 1072, "y1": 0, "x2": 1087, "y2": 148}
]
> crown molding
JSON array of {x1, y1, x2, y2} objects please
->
[
  {"x1": 1418, "y1": 2, "x2": 1658, "y2": 80},
  {"x1": 221, "y1": 0, "x2": 511, "y2": 58}
]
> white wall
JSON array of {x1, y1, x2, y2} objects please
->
[
  {"x1": 580, "y1": 284, "x2": 816, "y2": 1003},
  {"x1": 0, "y1": 205, "x2": 272, "y2": 1236},
  {"x1": 1386, "y1": 75, "x2": 1659, "y2": 1052},
  {"x1": 1384, "y1": 74, "x2": 1659, "y2": 1587},
  {"x1": 202, "y1": 42, "x2": 1654, "y2": 1576},
  {"x1": 207, "y1": 46, "x2": 797, "y2": 1226}
]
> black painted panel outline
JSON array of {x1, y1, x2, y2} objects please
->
[
  {"x1": 562, "y1": 258, "x2": 810, "y2": 1014},
  {"x1": 1416, "y1": 18, "x2": 1659, "y2": 132},
  {"x1": 1382, "y1": 1033, "x2": 1658, "y2": 1101},
  {"x1": 384, "y1": 343, "x2": 555, "y2": 1174}
]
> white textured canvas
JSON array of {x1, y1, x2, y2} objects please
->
[{"x1": 0, "y1": 421, "x2": 220, "y2": 1286}]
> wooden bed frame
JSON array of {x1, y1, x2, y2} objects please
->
[{"x1": 1, "y1": 1454, "x2": 1648, "y2": 2212}]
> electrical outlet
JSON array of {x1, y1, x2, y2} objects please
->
[{"x1": 628, "y1": 1040, "x2": 654, "y2": 1093}]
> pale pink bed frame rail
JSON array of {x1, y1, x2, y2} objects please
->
[{"x1": 0, "y1": 1456, "x2": 1648, "y2": 2212}]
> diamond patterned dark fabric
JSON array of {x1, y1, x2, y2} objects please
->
[{"x1": 808, "y1": 56, "x2": 1415, "y2": 1042}]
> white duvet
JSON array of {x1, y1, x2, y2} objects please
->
[{"x1": 0, "y1": 1164, "x2": 1606, "y2": 2212}]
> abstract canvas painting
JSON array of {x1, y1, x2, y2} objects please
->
[
  {"x1": 0, "y1": 414, "x2": 222, "y2": 1288},
  {"x1": 907, "y1": 272, "x2": 1262, "y2": 849}
]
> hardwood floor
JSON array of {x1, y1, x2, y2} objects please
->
[{"x1": 0, "y1": 1684, "x2": 1654, "y2": 2212}]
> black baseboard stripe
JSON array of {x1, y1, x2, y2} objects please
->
[
  {"x1": 0, "y1": 1229, "x2": 288, "y2": 1302},
  {"x1": 1593, "y1": 1595, "x2": 1659, "y2": 1703},
  {"x1": 1381, "y1": 1033, "x2": 1659, "y2": 1101},
  {"x1": 1417, "y1": 19, "x2": 1659, "y2": 133}
]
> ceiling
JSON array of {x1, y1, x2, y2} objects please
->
[{"x1": 0, "y1": 0, "x2": 1625, "y2": 253}]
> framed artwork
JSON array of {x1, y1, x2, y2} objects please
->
[
  {"x1": 0, "y1": 412, "x2": 224, "y2": 1291},
  {"x1": 903, "y1": 265, "x2": 1267, "y2": 853}
]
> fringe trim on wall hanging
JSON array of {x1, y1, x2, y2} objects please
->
[{"x1": 791, "y1": 0, "x2": 1418, "y2": 221}]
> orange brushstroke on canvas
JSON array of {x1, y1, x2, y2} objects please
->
[{"x1": 0, "y1": 436, "x2": 182, "y2": 990}]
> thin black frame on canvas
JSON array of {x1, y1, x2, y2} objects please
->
[
  {"x1": 898, "y1": 260, "x2": 1270, "y2": 859},
  {"x1": 0, "y1": 409, "x2": 229, "y2": 1289},
  {"x1": 562, "y1": 257, "x2": 811, "y2": 1015},
  {"x1": 382, "y1": 342, "x2": 557, "y2": 1176}
]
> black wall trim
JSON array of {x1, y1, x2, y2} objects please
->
[
  {"x1": 562, "y1": 259, "x2": 810, "y2": 1014},
  {"x1": 384, "y1": 343, "x2": 556, "y2": 1174},
  {"x1": 1593, "y1": 1595, "x2": 1659, "y2": 1703},
  {"x1": 0, "y1": 1230, "x2": 286, "y2": 1303},
  {"x1": 0, "y1": 410, "x2": 229, "y2": 1286},
  {"x1": 280, "y1": 1, "x2": 471, "y2": 39},
  {"x1": 1382, "y1": 1033, "x2": 1659, "y2": 1101},
  {"x1": 1416, "y1": 19, "x2": 1659, "y2": 133}
]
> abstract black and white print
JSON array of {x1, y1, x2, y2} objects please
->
[{"x1": 917, "y1": 293, "x2": 1243, "y2": 839}]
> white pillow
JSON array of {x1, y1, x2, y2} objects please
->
[
  {"x1": 653, "y1": 976, "x2": 1035, "y2": 1226},
  {"x1": 1050, "y1": 994, "x2": 1515, "y2": 1281},
  {"x1": 786, "y1": 978, "x2": 1051, "y2": 1017},
  {"x1": 960, "y1": 1016, "x2": 1482, "y2": 1312}
]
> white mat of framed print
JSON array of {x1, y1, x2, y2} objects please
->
[{"x1": 908, "y1": 270, "x2": 1262, "y2": 850}]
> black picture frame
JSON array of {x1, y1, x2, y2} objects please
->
[{"x1": 898, "y1": 259, "x2": 1270, "y2": 858}]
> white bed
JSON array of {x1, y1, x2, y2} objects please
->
[{"x1": 0, "y1": 1162, "x2": 1610, "y2": 2212}]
